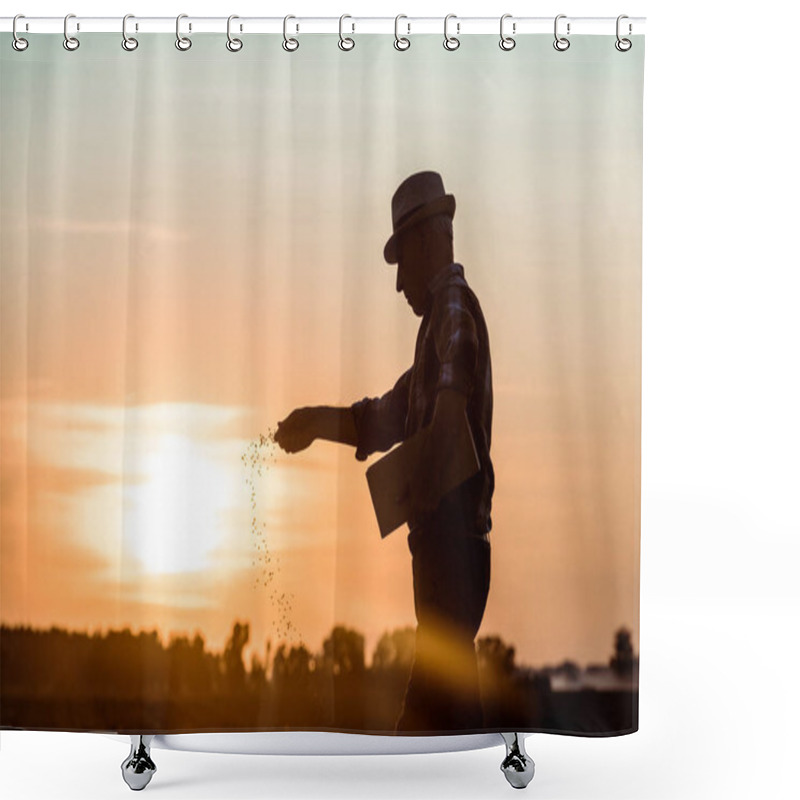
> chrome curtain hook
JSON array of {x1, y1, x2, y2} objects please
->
[
  {"x1": 499, "y1": 14, "x2": 516, "y2": 51},
  {"x1": 12, "y1": 14, "x2": 29, "y2": 51},
  {"x1": 339, "y1": 14, "x2": 355, "y2": 51},
  {"x1": 122, "y1": 14, "x2": 138, "y2": 51},
  {"x1": 553, "y1": 14, "x2": 570, "y2": 51},
  {"x1": 226, "y1": 15, "x2": 243, "y2": 51},
  {"x1": 444, "y1": 14, "x2": 460, "y2": 51},
  {"x1": 394, "y1": 14, "x2": 410, "y2": 51},
  {"x1": 283, "y1": 15, "x2": 299, "y2": 51},
  {"x1": 63, "y1": 13, "x2": 80, "y2": 51},
  {"x1": 615, "y1": 14, "x2": 632, "y2": 51},
  {"x1": 175, "y1": 13, "x2": 192, "y2": 51}
]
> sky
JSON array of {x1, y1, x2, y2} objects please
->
[{"x1": 1, "y1": 31, "x2": 644, "y2": 669}]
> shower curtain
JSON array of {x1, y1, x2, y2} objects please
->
[{"x1": 1, "y1": 26, "x2": 644, "y2": 736}]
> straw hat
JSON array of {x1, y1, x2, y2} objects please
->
[{"x1": 383, "y1": 171, "x2": 456, "y2": 264}]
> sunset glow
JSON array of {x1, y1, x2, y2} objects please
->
[{"x1": 1, "y1": 33, "x2": 642, "y2": 671}]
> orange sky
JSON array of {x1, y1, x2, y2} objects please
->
[{"x1": 1, "y1": 33, "x2": 642, "y2": 669}]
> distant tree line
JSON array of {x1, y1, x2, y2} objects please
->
[{"x1": 0, "y1": 622, "x2": 637, "y2": 734}]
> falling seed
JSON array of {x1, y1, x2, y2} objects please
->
[{"x1": 243, "y1": 427, "x2": 301, "y2": 641}]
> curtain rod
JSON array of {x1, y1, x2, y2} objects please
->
[{"x1": 1, "y1": 16, "x2": 646, "y2": 36}]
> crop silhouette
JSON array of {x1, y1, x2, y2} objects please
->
[{"x1": 0, "y1": 622, "x2": 637, "y2": 734}]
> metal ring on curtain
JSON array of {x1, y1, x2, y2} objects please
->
[
  {"x1": 499, "y1": 14, "x2": 516, "y2": 51},
  {"x1": 553, "y1": 14, "x2": 570, "y2": 51},
  {"x1": 283, "y1": 15, "x2": 299, "y2": 51},
  {"x1": 443, "y1": 14, "x2": 460, "y2": 51},
  {"x1": 615, "y1": 15, "x2": 633, "y2": 51},
  {"x1": 122, "y1": 15, "x2": 139, "y2": 51},
  {"x1": 339, "y1": 15, "x2": 355, "y2": 51},
  {"x1": 12, "y1": 15, "x2": 29, "y2": 51},
  {"x1": 394, "y1": 15, "x2": 410, "y2": 51},
  {"x1": 226, "y1": 15, "x2": 243, "y2": 52},
  {"x1": 63, "y1": 14, "x2": 80, "y2": 51},
  {"x1": 175, "y1": 14, "x2": 192, "y2": 50}
]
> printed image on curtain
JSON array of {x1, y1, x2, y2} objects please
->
[{"x1": 1, "y1": 31, "x2": 644, "y2": 736}]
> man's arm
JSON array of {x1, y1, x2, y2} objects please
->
[
  {"x1": 350, "y1": 367, "x2": 412, "y2": 461},
  {"x1": 274, "y1": 366, "x2": 412, "y2": 456},
  {"x1": 315, "y1": 407, "x2": 358, "y2": 446},
  {"x1": 274, "y1": 406, "x2": 357, "y2": 453}
]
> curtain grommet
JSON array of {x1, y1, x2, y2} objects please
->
[
  {"x1": 175, "y1": 14, "x2": 192, "y2": 51},
  {"x1": 394, "y1": 15, "x2": 410, "y2": 51},
  {"x1": 444, "y1": 14, "x2": 460, "y2": 51},
  {"x1": 339, "y1": 15, "x2": 355, "y2": 51},
  {"x1": 226, "y1": 15, "x2": 243, "y2": 52},
  {"x1": 553, "y1": 14, "x2": 570, "y2": 51},
  {"x1": 122, "y1": 15, "x2": 138, "y2": 51},
  {"x1": 499, "y1": 14, "x2": 516, "y2": 51},
  {"x1": 12, "y1": 15, "x2": 29, "y2": 51},
  {"x1": 283, "y1": 15, "x2": 299, "y2": 52},
  {"x1": 63, "y1": 13, "x2": 80, "y2": 51}
]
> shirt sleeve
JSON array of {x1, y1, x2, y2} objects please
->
[
  {"x1": 350, "y1": 367, "x2": 412, "y2": 461},
  {"x1": 434, "y1": 286, "x2": 479, "y2": 397}
]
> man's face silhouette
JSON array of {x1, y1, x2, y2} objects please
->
[{"x1": 395, "y1": 225, "x2": 429, "y2": 317}]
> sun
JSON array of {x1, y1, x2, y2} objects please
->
[{"x1": 121, "y1": 428, "x2": 237, "y2": 575}]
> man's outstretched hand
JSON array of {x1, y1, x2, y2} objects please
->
[{"x1": 274, "y1": 407, "x2": 320, "y2": 453}]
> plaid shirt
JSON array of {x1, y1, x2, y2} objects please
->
[{"x1": 351, "y1": 262, "x2": 494, "y2": 535}]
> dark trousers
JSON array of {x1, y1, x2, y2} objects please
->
[{"x1": 395, "y1": 526, "x2": 491, "y2": 733}]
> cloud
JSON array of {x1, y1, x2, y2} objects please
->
[{"x1": 19, "y1": 216, "x2": 190, "y2": 243}]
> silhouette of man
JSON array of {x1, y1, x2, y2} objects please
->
[{"x1": 274, "y1": 171, "x2": 493, "y2": 733}]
